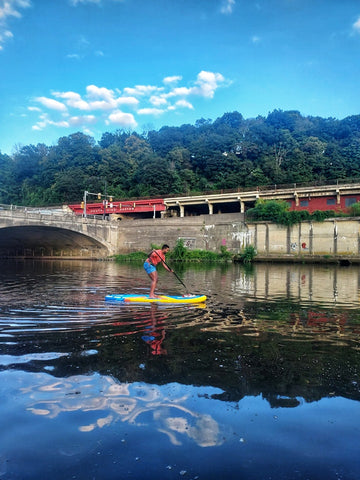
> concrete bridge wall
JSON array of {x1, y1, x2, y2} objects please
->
[
  {"x1": 0, "y1": 209, "x2": 120, "y2": 258},
  {"x1": 116, "y1": 213, "x2": 246, "y2": 253}
]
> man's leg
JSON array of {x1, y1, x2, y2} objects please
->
[{"x1": 149, "y1": 271, "x2": 158, "y2": 297}]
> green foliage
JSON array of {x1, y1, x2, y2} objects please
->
[
  {"x1": 247, "y1": 200, "x2": 341, "y2": 225},
  {"x1": 285, "y1": 210, "x2": 311, "y2": 225},
  {"x1": 311, "y1": 210, "x2": 335, "y2": 222},
  {"x1": 167, "y1": 238, "x2": 232, "y2": 262},
  {"x1": 171, "y1": 238, "x2": 187, "y2": 260},
  {"x1": 247, "y1": 200, "x2": 290, "y2": 223},
  {"x1": 219, "y1": 245, "x2": 232, "y2": 261},
  {"x1": 349, "y1": 202, "x2": 360, "y2": 217},
  {"x1": 184, "y1": 249, "x2": 220, "y2": 262},
  {"x1": 114, "y1": 251, "x2": 147, "y2": 262},
  {"x1": 5, "y1": 109, "x2": 360, "y2": 206},
  {"x1": 114, "y1": 242, "x2": 232, "y2": 263},
  {"x1": 234, "y1": 245, "x2": 257, "y2": 264}
]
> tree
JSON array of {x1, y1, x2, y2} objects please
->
[
  {"x1": 213, "y1": 111, "x2": 243, "y2": 129},
  {"x1": 99, "y1": 129, "x2": 130, "y2": 149},
  {"x1": 98, "y1": 143, "x2": 137, "y2": 197},
  {"x1": 0, "y1": 151, "x2": 13, "y2": 203}
]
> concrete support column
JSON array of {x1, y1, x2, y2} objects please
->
[
  {"x1": 207, "y1": 202, "x2": 213, "y2": 215},
  {"x1": 265, "y1": 223, "x2": 269, "y2": 254},
  {"x1": 178, "y1": 203, "x2": 185, "y2": 218},
  {"x1": 294, "y1": 192, "x2": 299, "y2": 206},
  {"x1": 333, "y1": 221, "x2": 338, "y2": 254},
  {"x1": 240, "y1": 200, "x2": 245, "y2": 213}
]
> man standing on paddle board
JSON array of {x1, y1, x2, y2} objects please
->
[{"x1": 144, "y1": 244, "x2": 173, "y2": 298}]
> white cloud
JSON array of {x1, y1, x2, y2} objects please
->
[
  {"x1": 29, "y1": 70, "x2": 228, "y2": 134},
  {"x1": 220, "y1": 0, "x2": 235, "y2": 15},
  {"x1": 165, "y1": 86, "x2": 192, "y2": 98},
  {"x1": 117, "y1": 96, "x2": 139, "y2": 107},
  {"x1": 32, "y1": 114, "x2": 70, "y2": 131},
  {"x1": 107, "y1": 110, "x2": 137, "y2": 128},
  {"x1": 35, "y1": 97, "x2": 68, "y2": 112},
  {"x1": 0, "y1": 0, "x2": 30, "y2": 20},
  {"x1": 175, "y1": 99, "x2": 194, "y2": 110},
  {"x1": 66, "y1": 53, "x2": 82, "y2": 60},
  {"x1": 86, "y1": 84, "x2": 114, "y2": 101},
  {"x1": 28, "y1": 106, "x2": 41, "y2": 112},
  {"x1": 353, "y1": 16, "x2": 360, "y2": 33},
  {"x1": 192, "y1": 70, "x2": 225, "y2": 98},
  {"x1": 163, "y1": 75, "x2": 182, "y2": 85},
  {"x1": 0, "y1": 29, "x2": 13, "y2": 50},
  {"x1": 149, "y1": 95, "x2": 168, "y2": 107},
  {"x1": 68, "y1": 115, "x2": 96, "y2": 126},
  {"x1": 123, "y1": 85, "x2": 163, "y2": 97},
  {"x1": 137, "y1": 108, "x2": 165, "y2": 116},
  {"x1": 52, "y1": 87, "x2": 139, "y2": 111},
  {"x1": 82, "y1": 127, "x2": 94, "y2": 136},
  {"x1": 0, "y1": 0, "x2": 31, "y2": 50},
  {"x1": 87, "y1": 99, "x2": 119, "y2": 111},
  {"x1": 162, "y1": 71, "x2": 225, "y2": 100},
  {"x1": 53, "y1": 91, "x2": 89, "y2": 110}
]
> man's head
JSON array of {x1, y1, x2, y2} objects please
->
[{"x1": 161, "y1": 244, "x2": 170, "y2": 253}]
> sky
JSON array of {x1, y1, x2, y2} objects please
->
[{"x1": 1, "y1": 0, "x2": 360, "y2": 154}]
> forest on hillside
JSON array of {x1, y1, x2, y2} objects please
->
[{"x1": 1, "y1": 109, "x2": 360, "y2": 206}]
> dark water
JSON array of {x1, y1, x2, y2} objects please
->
[{"x1": 0, "y1": 260, "x2": 359, "y2": 480}]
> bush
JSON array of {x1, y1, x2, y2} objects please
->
[
  {"x1": 350, "y1": 202, "x2": 360, "y2": 216},
  {"x1": 247, "y1": 199, "x2": 290, "y2": 223},
  {"x1": 114, "y1": 251, "x2": 147, "y2": 262},
  {"x1": 171, "y1": 238, "x2": 187, "y2": 260},
  {"x1": 247, "y1": 200, "x2": 341, "y2": 225},
  {"x1": 169, "y1": 238, "x2": 232, "y2": 262},
  {"x1": 234, "y1": 245, "x2": 257, "y2": 264},
  {"x1": 219, "y1": 245, "x2": 232, "y2": 261}
]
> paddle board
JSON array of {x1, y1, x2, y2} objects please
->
[{"x1": 105, "y1": 294, "x2": 207, "y2": 304}]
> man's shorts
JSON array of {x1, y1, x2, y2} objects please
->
[{"x1": 143, "y1": 261, "x2": 156, "y2": 274}]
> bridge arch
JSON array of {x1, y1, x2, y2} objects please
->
[{"x1": 0, "y1": 225, "x2": 110, "y2": 258}]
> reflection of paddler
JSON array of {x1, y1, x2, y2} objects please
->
[{"x1": 141, "y1": 304, "x2": 167, "y2": 355}]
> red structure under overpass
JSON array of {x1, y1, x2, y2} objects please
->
[{"x1": 68, "y1": 198, "x2": 166, "y2": 217}]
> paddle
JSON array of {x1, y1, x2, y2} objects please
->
[{"x1": 151, "y1": 249, "x2": 190, "y2": 294}]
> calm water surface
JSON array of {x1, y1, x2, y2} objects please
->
[{"x1": 0, "y1": 260, "x2": 359, "y2": 480}]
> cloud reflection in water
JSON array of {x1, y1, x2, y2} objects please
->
[{"x1": 24, "y1": 373, "x2": 223, "y2": 447}]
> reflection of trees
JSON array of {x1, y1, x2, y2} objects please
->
[{"x1": 25, "y1": 374, "x2": 222, "y2": 447}]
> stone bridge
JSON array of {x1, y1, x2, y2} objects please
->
[{"x1": 0, "y1": 206, "x2": 121, "y2": 258}]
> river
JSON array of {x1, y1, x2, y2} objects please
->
[{"x1": 0, "y1": 260, "x2": 359, "y2": 480}]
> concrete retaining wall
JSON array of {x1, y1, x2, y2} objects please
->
[
  {"x1": 117, "y1": 213, "x2": 360, "y2": 262},
  {"x1": 116, "y1": 213, "x2": 247, "y2": 252}
]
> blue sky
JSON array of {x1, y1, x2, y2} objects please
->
[{"x1": 1, "y1": 0, "x2": 360, "y2": 154}]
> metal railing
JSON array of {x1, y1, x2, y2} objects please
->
[
  {"x1": 0, "y1": 204, "x2": 69, "y2": 215},
  {"x1": 163, "y1": 177, "x2": 360, "y2": 199},
  {"x1": 0, "y1": 204, "x2": 108, "y2": 221}
]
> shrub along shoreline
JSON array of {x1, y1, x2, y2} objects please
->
[{"x1": 114, "y1": 239, "x2": 256, "y2": 264}]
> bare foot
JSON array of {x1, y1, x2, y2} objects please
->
[{"x1": 149, "y1": 294, "x2": 159, "y2": 298}]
